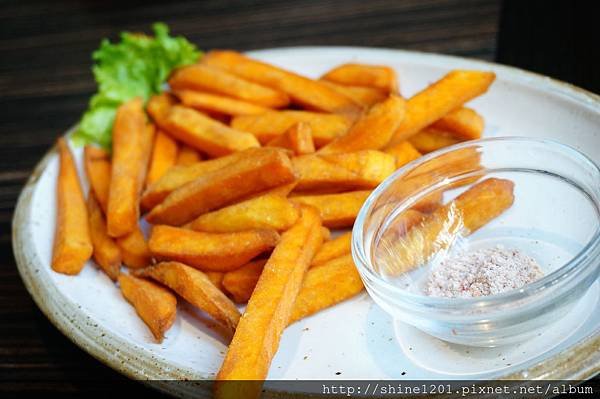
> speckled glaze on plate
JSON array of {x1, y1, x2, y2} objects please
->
[{"x1": 13, "y1": 47, "x2": 600, "y2": 397}]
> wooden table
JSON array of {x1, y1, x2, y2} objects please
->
[{"x1": 1, "y1": 0, "x2": 597, "y2": 397}]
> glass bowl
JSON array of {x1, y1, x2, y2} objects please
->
[{"x1": 352, "y1": 137, "x2": 600, "y2": 347}]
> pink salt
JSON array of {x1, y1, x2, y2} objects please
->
[{"x1": 426, "y1": 246, "x2": 544, "y2": 298}]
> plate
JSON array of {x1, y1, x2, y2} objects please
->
[{"x1": 13, "y1": 47, "x2": 600, "y2": 397}]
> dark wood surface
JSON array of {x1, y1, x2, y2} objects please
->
[
  {"x1": 1, "y1": 1, "x2": 596, "y2": 397},
  {"x1": 497, "y1": 0, "x2": 600, "y2": 94}
]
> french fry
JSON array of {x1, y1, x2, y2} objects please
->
[
  {"x1": 432, "y1": 107, "x2": 484, "y2": 140},
  {"x1": 52, "y1": 138, "x2": 93, "y2": 275},
  {"x1": 206, "y1": 112, "x2": 231, "y2": 124},
  {"x1": 141, "y1": 149, "x2": 259, "y2": 211},
  {"x1": 384, "y1": 141, "x2": 422, "y2": 169},
  {"x1": 162, "y1": 105, "x2": 259, "y2": 157},
  {"x1": 266, "y1": 122, "x2": 315, "y2": 155},
  {"x1": 293, "y1": 151, "x2": 395, "y2": 192},
  {"x1": 222, "y1": 230, "x2": 346, "y2": 303},
  {"x1": 221, "y1": 234, "x2": 347, "y2": 302},
  {"x1": 176, "y1": 144, "x2": 203, "y2": 166},
  {"x1": 146, "y1": 131, "x2": 179, "y2": 187},
  {"x1": 202, "y1": 50, "x2": 361, "y2": 115},
  {"x1": 393, "y1": 209, "x2": 427, "y2": 236},
  {"x1": 376, "y1": 147, "x2": 482, "y2": 214},
  {"x1": 168, "y1": 63, "x2": 289, "y2": 108},
  {"x1": 322, "y1": 63, "x2": 398, "y2": 93},
  {"x1": 289, "y1": 255, "x2": 364, "y2": 323},
  {"x1": 87, "y1": 194, "x2": 121, "y2": 280},
  {"x1": 206, "y1": 271, "x2": 225, "y2": 291},
  {"x1": 116, "y1": 225, "x2": 151, "y2": 269},
  {"x1": 174, "y1": 89, "x2": 269, "y2": 116},
  {"x1": 84, "y1": 145, "x2": 111, "y2": 213},
  {"x1": 242, "y1": 182, "x2": 298, "y2": 200},
  {"x1": 311, "y1": 232, "x2": 351, "y2": 267},
  {"x1": 376, "y1": 182, "x2": 442, "y2": 215},
  {"x1": 146, "y1": 92, "x2": 177, "y2": 130},
  {"x1": 231, "y1": 110, "x2": 353, "y2": 147},
  {"x1": 143, "y1": 126, "x2": 157, "y2": 163},
  {"x1": 291, "y1": 191, "x2": 371, "y2": 228},
  {"x1": 84, "y1": 147, "x2": 124, "y2": 278},
  {"x1": 319, "y1": 95, "x2": 406, "y2": 154},
  {"x1": 375, "y1": 208, "x2": 428, "y2": 249},
  {"x1": 146, "y1": 148, "x2": 296, "y2": 226},
  {"x1": 292, "y1": 154, "x2": 363, "y2": 192},
  {"x1": 310, "y1": 209, "x2": 425, "y2": 267},
  {"x1": 320, "y1": 80, "x2": 387, "y2": 108},
  {"x1": 214, "y1": 206, "x2": 323, "y2": 398},
  {"x1": 387, "y1": 70, "x2": 495, "y2": 147},
  {"x1": 377, "y1": 178, "x2": 515, "y2": 275},
  {"x1": 134, "y1": 261, "x2": 241, "y2": 335},
  {"x1": 321, "y1": 227, "x2": 331, "y2": 241},
  {"x1": 107, "y1": 99, "x2": 154, "y2": 237},
  {"x1": 187, "y1": 192, "x2": 299, "y2": 233},
  {"x1": 409, "y1": 127, "x2": 462, "y2": 153},
  {"x1": 404, "y1": 146, "x2": 483, "y2": 190},
  {"x1": 118, "y1": 273, "x2": 176, "y2": 342},
  {"x1": 221, "y1": 259, "x2": 267, "y2": 303},
  {"x1": 320, "y1": 150, "x2": 396, "y2": 187},
  {"x1": 413, "y1": 193, "x2": 445, "y2": 214},
  {"x1": 149, "y1": 225, "x2": 280, "y2": 272}
]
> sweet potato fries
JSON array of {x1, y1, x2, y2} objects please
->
[{"x1": 50, "y1": 46, "x2": 502, "y2": 390}]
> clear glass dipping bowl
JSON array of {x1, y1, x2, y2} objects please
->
[{"x1": 352, "y1": 137, "x2": 600, "y2": 347}]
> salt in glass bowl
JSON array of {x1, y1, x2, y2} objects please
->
[{"x1": 352, "y1": 137, "x2": 600, "y2": 347}]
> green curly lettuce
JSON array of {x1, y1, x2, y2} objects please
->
[{"x1": 72, "y1": 23, "x2": 201, "y2": 148}]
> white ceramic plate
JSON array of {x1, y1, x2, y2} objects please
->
[{"x1": 13, "y1": 47, "x2": 600, "y2": 397}]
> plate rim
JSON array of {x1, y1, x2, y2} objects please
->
[{"x1": 12, "y1": 46, "x2": 600, "y2": 397}]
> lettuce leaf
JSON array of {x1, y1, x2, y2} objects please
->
[{"x1": 72, "y1": 23, "x2": 201, "y2": 148}]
